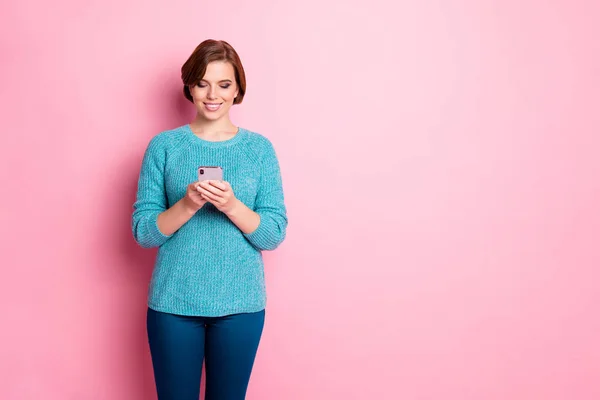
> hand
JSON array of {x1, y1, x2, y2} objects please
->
[
  {"x1": 182, "y1": 182, "x2": 208, "y2": 213},
  {"x1": 196, "y1": 180, "x2": 239, "y2": 215}
]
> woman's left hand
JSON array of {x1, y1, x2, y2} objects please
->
[{"x1": 196, "y1": 180, "x2": 239, "y2": 215}]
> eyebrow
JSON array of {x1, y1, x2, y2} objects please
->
[{"x1": 200, "y1": 79, "x2": 233, "y2": 83}]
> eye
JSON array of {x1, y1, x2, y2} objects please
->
[{"x1": 196, "y1": 83, "x2": 231, "y2": 89}]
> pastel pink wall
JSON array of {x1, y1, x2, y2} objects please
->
[{"x1": 1, "y1": 0, "x2": 599, "y2": 399}]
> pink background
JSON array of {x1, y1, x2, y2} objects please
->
[{"x1": 1, "y1": 1, "x2": 599, "y2": 399}]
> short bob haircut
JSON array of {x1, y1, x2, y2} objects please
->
[{"x1": 181, "y1": 39, "x2": 246, "y2": 105}]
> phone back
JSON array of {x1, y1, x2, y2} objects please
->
[{"x1": 198, "y1": 166, "x2": 223, "y2": 181}]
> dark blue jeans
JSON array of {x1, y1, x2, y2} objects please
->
[{"x1": 146, "y1": 307, "x2": 265, "y2": 400}]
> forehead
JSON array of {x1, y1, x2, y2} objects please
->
[{"x1": 202, "y1": 61, "x2": 235, "y2": 80}]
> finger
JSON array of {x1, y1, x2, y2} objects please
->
[
  {"x1": 192, "y1": 182, "x2": 206, "y2": 191},
  {"x1": 198, "y1": 187, "x2": 223, "y2": 204},
  {"x1": 199, "y1": 191, "x2": 217, "y2": 203},
  {"x1": 209, "y1": 180, "x2": 227, "y2": 191},
  {"x1": 200, "y1": 181, "x2": 225, "y2": 196},
  {"x1": 199, "y1": 193, "x2": 211, "y2": 203}
]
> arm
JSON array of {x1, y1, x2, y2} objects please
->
[
  {"x1": 131, "y1": 136, "x2": 175, "y2": 248},
  {"x1": 239, "y1": 141, "x2": 288, "y2": 251},
  {"x1": 192, "y1": 139, "x2": 288, "y2": 251},
  {"x1": 224, "y1": 199, "x2": 261, "y2": 235},
  {"x1": 156, "y1": 198, "x2": 198, "y2": 236}
]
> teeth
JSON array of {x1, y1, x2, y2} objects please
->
[{"x1": 205, "y1": 103, "x2": 221, "y2": 110}]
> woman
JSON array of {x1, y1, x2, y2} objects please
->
[{"x1": 132, "y1": 39, "x2": 288, "y2": 400}]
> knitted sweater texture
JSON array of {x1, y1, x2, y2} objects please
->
[{"x1": 132, "y1": 124, "x2": 287, "y2": 316}]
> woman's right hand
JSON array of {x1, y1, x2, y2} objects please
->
[{"x1": 182, "y1": 182, "x2": 208, "y2": 213}]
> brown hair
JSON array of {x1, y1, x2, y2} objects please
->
[{"x1": 181, "y1": 39, "x2": 246, "y2": 104}]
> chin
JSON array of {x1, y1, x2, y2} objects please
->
[{"x1": 201, "y1": 111, "x2": 224, "y2": 120}]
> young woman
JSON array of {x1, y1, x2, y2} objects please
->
[{"x1": 132, "y1": 39, "x2": 288, "y2": 400}]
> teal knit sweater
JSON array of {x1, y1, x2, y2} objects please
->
[{"x1": 132, "y1": 124, "x2": 288, "y2": 317}]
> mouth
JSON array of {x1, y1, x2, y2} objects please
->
[{"x1": 203, "y1": 102, "x2": 223, "y2": 112}]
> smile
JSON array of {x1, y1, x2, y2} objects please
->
[{"x1": 204, "y1": 103, "x2": 223, "y2": 112}]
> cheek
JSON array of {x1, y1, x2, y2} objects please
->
[
  {"x1": 190, "y1": 87, "x2": 204, "y2": 100},
  {"x1": 223, "y1": 90, "x2": 237, "y2": 102}
]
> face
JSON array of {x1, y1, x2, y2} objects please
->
[{"x1": 189, "y1": 61, "x2": 239, "y2": 121}]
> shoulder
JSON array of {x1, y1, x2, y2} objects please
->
[
  {"x1": 145, "y1": 125, "x2": 189, "y2": 153},
  {"x1": 240, "y1": 127, "x2": 278, "y2": 159}
]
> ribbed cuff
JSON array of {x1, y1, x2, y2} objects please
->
[
  {"x1": 143, "y1": 211, "x2": 172, "y2": 247},
  {"x1": 243, "y1": 214, "x2": 279, "y2": 251}
]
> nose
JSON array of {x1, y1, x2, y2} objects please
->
[{"x1": 207, "y1": 85, "x2": 217, "y2": 99}]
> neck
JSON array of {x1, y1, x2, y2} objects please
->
[{"x1": 189, "y1": 114, "x2": 238, "y2": 137}]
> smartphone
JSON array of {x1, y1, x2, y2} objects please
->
[{"x1": 198, "y1": 166, "x2": 223, "y2": 182}]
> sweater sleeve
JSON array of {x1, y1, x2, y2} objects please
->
[
  {"x1": 243, "y1": 140, "x2": 288, "y2": 251},
  {"x1": 131, "y1": 135, "x2": 173, "y2": 248}
]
